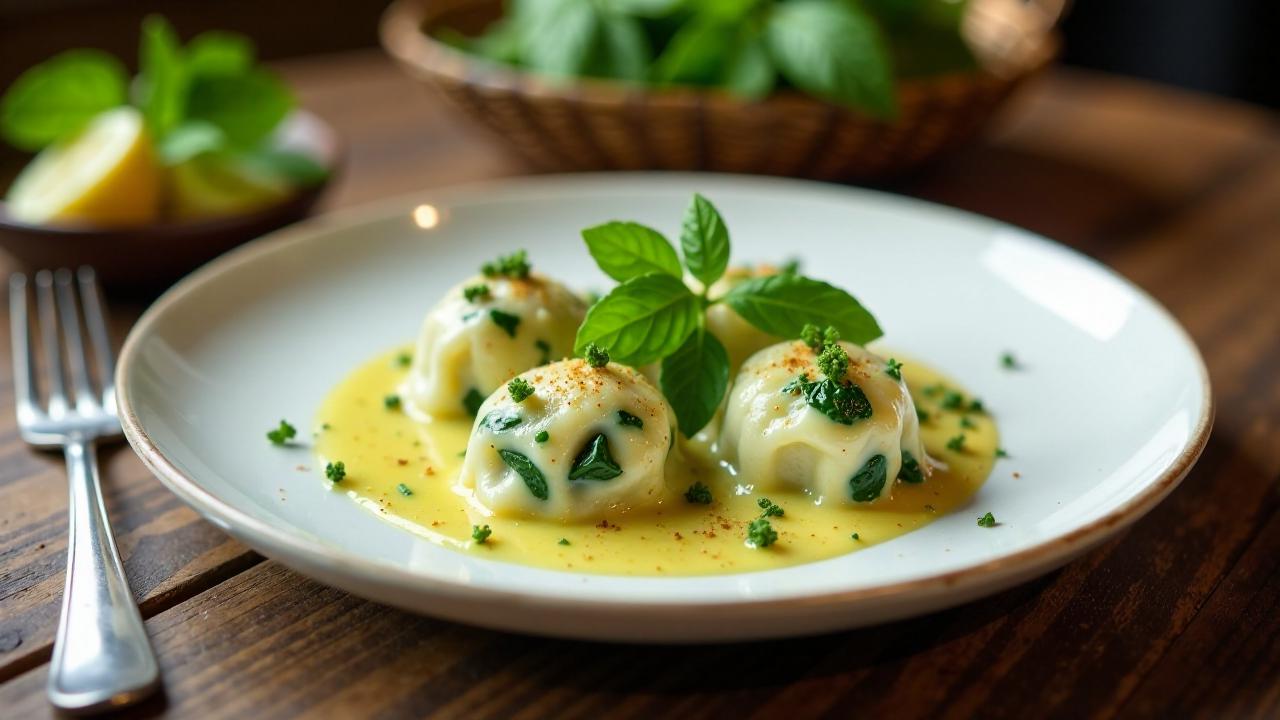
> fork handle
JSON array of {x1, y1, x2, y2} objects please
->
[{"x1": 48, "y1": 439, "x2": 160, "y2": 713}]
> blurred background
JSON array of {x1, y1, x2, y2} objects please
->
[
  {"x1": 0, "y1": 0, "x2": 1274, "y2": 109},
  {"x1": 2, "y1": 0, "x2": 1277, "y2": 108}
]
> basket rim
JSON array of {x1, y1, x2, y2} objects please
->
[{"x1": 379, "y1": 0, "x2": 1062, "y2": 114}]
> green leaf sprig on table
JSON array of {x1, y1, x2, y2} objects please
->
[
  {"x1": 575, "y1": 192, "x2": 882, "y2": 436},
  {"x1": 0, "y1": 15, "x2": 325, "y2": 184},
  {"x1": 438, "y1": 0, "x2": 976, "y2": 118}
]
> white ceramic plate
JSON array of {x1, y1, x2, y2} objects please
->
[{"x1": 117, "y1": 174, "x2": 1212, "y2": 643}]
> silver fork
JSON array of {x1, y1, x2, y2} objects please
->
[{"x1": 10, "y1": 268, "x2": 159, "y2": 713}]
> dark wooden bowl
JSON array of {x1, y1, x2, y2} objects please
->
[
  {"x1": 381, "y1": 0, "x2": 1062, "y2": 181},
  {"x1": 0, "y1": 111, "x2": 341, "y2": 295}
]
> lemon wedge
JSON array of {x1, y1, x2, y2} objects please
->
[
  {"x1": 6, "y1": 106, "x2": 161, "y2": 227},
  {"x1": 167, "y1": 154, "x2": 292, "y2": 221}
]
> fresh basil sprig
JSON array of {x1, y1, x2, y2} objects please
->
[{"x1": 575, "y1": 192, "x2": 882, "y2": 436}]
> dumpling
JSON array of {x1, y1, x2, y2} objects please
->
[
  {"x1": 721, "y1": 340, "x2": 928, "y2": 504},
  {"x1": 704, "y1": 265, "x2": 783, "y2": 373},
  {"x1": 458, "y1": 359, "x2": 679, "y2": 520},
  {"x1": 401, "y1": 271, "x2": 586, "y2": 419}
]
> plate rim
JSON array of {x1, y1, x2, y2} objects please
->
[{"x1": 115, "y1": 171, "x2": 1215, "y2": 613}]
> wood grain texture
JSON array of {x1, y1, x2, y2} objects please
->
[{"x1": 1, "y1": 51, "x2": 1278, "y2": 718}]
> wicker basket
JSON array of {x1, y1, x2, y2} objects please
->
[{"x1": 380, "y1": 0, "x2": 1062, "y2": 181}]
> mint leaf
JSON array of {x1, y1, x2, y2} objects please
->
[
  {"x1": 0, "y1": 50, "x2": 127, "y2": 151},
  {"x1": 653, "y1": 16, "x2": 736, "y2": 86},
  {"x1": 185, "y1": 69, "x2": 292, "y2": 148},
  {"x1": 721, "y1": 274, "x2": 883, "y2": 345},
  {"x1": 600, "y1": 0, "x2": 684, "y2": 17},
  {"x1": 186, "y1": 31, "x2": 255, "y2": 77},
  {"x1": 158, "y1": 121, "x2": 224, "y2": 164},
  {"x1": 661, "y1": 328, "x2": 729, "y2": 437},
  {"x1": 238, "y1": 148, "x2": 329, "y2": 186},
  {"x1": 582, "y1": 221, "x2": 682, "y2": 281},
  {"x1": 681, "y1": 193, "x2": 731, "y2": 286},
  {"x1": 766, "y1": 0, "x2": 896, "y2": 118},
  {"x1": 574, "y1": 273, "x2": 700, "y2": 366},
  {"x1": 137, "y1": 14, "x2": 187, "y2": 139}
]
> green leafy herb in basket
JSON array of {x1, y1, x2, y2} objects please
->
[{"x1": 436, "y1": 0, "x2": 976, "y2": 119}]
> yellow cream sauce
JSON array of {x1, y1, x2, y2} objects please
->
[{"x1": 315, "y1": 349, "x2": 997, "y2": 576}]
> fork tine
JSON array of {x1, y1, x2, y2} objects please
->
[
  {"x1": 34, "y1": 271, "x2": 68, "y2": 417},
  {"x1": 76, "y1": 267, "x2": 116, "y2": 411},
  {"x1": 9, "y1": 274, "x2": 40, "y2": 422},
  {"x1": 52, "y1": 269, "x2": 96, "y2": 412}
]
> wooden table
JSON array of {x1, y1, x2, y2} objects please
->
[{"x1": 2, "y1": 50, "x2": 1278, "y2": 718}]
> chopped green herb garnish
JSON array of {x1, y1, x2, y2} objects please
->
[
  {"x1": 480, "y1": 250, "x2": 531, "y2": 279},
  {"x1": 885, "y1": 358, "x2": 903, "y2": 380},
  {"x1": 497, "y1": 449, "x2": 548, "y2": 500},
  {"x1": 946, "y1": 434, "x2": 967, "y2": 452},
  {"x1": 507, "y1": 377, "x2": 534, "y2": 403},
  {"x1": 995, "y1": 447, "x2": 1010, "y2": 458},
  {"x1": 898, "y1": 452, "x2": 925, "y2": 483},
  {"x1": 916, "y1": 408, "x2": 930, "y2": 423},
  {"x1": 463, "y1": 388, "x2": 485, "y2": 416},
  {"x1": 850, "y1": 532, "x2": 860, "y2": 541},
  {"x1": 684, "y1": 481, "x2": 712, "y2": 504},
  {"x1": 535, "y1": 339, "x2": 552, "y2": 365},
  {"x1": 557, "y1": 538, "x2": 570, "y2": 546},
  {"x1": 941, "y1": 390, "x2": 966, "y2": 410},
  {"x1": 781, "y1": 373, "x2": 809, "y2": 395},
  {"x1": 617, "y1": 410, "x2": 643, "y2": 428},
  {"x1": 746, "y1": 518, "x2": 778, "y2": 548},
  {"x1": 324, "y1": 461, "x2": 346, "y2": 483},
  {"x1": 968, "y1": 399, "x2": 986, "y2": 414},
  {"x1": 787, "y1": 376, "x2": 873, "y2": 425},
  {"x1": 568, "y1": 434, "x2": 623, "y2": 481},
  {"x1": 472, "y1": 524, "x2": 493, "y2": 543},
  {"x1": 321, "y1": 423, "x2": 332, "y2": 431},
  {"x1": 585, "y1": 342, "x2": 610, "y2": 368},
  {"x1": 977, "y1": 512, "x2": 997, "y2": 528},
  {"x1": 923, "y1": 384, "x2": 945, "y2": 398},
  {"x1": 849, "y1": 454, "x2": 887, "y2": 502},
  {"x1": 960, "y1": 415, "x2": 976, "y2": 429},
  {"x1": 394, "y1": 352, "x2": 412, "y2": 368},
  {"x1": 1000, "y1": 352, "x2": 1018, "y2": 369},
  {"x1": 800, "y1": 323, "x2": 823, "y2": 351},
  {"x1": 535, "y1": 430, "x2": 550, "y2": 443},
  {"x1": 396, "y1": 483, "x2": 413, "y2": 497},
  {"x1": 463, "y1": 284, "x2": 491, "y2": 303},
  {"x1": 489, "y1": 309, "x2": 520, "y2": 338},
  {"x1": 480, "y1": 409, "x2": 522, "y2": 432},
  {"x1": 267, "y1": 419, "x2": 297, "y2": 445},
  {"x1": 816, "y1": 342, "x2": 849, "y2": 380},
  {"x1": 757, "y1": 497, "x2": 785, "y2": 518},
  {"x1": 383, "y1": 394, "x2": 401, "y2": 410}
]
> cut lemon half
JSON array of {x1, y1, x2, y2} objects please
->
[{"x1": 5, "y1": 106, "x2": 161, "y2": 227}]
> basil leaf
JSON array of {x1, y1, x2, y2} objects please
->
[
  {"x1": 653, "y1": 16, "x2": 735, "y2": 86},
  {"x1": 765, "y1": 0, "x2": 896, "y2": 118},
  {"x1": 724, "y1": 32, "x2": 775, "y2": 100},
  {"x1": 898, "y1": 451, "x2": 924, "y2": 483},
  {"x1": 574, "y1": 273, "x2": 700, "y2": 366},
  {"x1": 138, "y1": 15, "x2": 187, "y2": 139},
  {"x1": 480, "y1": 410, "x2": 522, "y2": 433},
  {"x1": 568, "y1": 434, "x2": 623, "y2": 481},
  {"x1": 680, "y1": 193, "x2": 731, "y2": 287},
  {"x1": 661, "y1": 329, "x2": 729, "y2": 437},
  {"x1": 237, "y1": 148, "x2": 330, "y2": 186},
  {"x1": 186, "y1": 31, "x2": 255, "y2": 77},
  {"x1": 498, "y1": 449, "x2": 549, "y2": 500},
  {"x1": 582, "y1": 221, "x2": 682, "y2": 281},
  {"x1": 600, "y1": 0, "x2": 684, "y2": 17},
  {"x1": 721, "y1": 273, "x2": 883, "y2": 345},
  {"x1": 594, "y1": 13, "x2": 650, "y2": 82},
  {"x1": 522, "y1": 0, "x2": 600, "y2": 78},
  {"x1": 850, "y1": 454, "x2": 888, "y2": 502},
  {"x1": 0, "y1": 50, "x2": 128, "y2": 151},
  {"x1": 795, "y1": 377, "x2": 873, "y2": 425},
  {"x1": 186, "y1": 69, "x2": 292, "y2": 148},
  {"x1": 158, "y1": 121, "x2": 224, "y2": 164}
]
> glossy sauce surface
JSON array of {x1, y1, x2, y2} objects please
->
[{"x1": 315, "y1": 349, "x2": 997, "y2": 576}]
